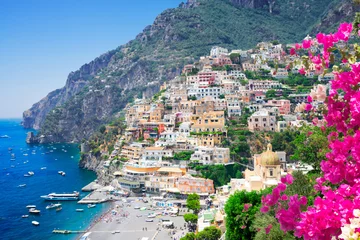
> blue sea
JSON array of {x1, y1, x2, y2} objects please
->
[{"x1": 0, "y1": 119, "x2": 109, "y2": 240}]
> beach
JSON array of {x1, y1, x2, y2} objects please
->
[{"x1": 82, "y1": 197, "x2": 189, "y2": 240}]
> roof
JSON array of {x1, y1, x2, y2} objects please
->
[
  {"x1": 157, "y1": 167, "x2": 183, "y2": 173},
  {"x1": 145, "y1": 147, "x2": 165, "y2": 151}
]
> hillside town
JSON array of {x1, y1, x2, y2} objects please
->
[{"x1": 78, "y1": 35, "x2": 332, "y2": 238}]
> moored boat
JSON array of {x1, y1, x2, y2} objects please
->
[
  {"x1": 56, "y1": 207, "x2": 62, "y2": 212},
  {"x1": 76, "y1": 209, "x2": 84, "y2": 212},
  {"x1": 32, "y1": 221, "x2": 40, "y2": 226},
  {"x1": 41, "y1": 191, "x2": 79, "y2": 201},
  {"x1": 46, "y1": 203, "x2": 61, "y2": 209},
  {"x1": 26, "y1": 205, "x2": 36, "y2": 208},
  {"x1": 22, "y1": 215, "x2": 29, "y2": 218},
  {"x1": 0, "y1": 135, "x2": 10, "y2": 138},
  {"x1": 58, "y1": 171, "x2": 66, "y2": 176},
  {"x1": 87, "y1": 204, "x2": 96, "y2": 208},
  {"x1": 18, "y1": 184, "x2": 26, "y2": 188},
  {"x1": 29, "y1": 208, "x2": 40, "y2": 214}
]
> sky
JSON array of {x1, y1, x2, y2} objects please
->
[{"x1": 0, "y1": 0, "x2": 182, "y2": 118}]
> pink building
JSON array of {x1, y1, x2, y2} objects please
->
[
  {"x1": 266, "y1": 99, "x2": 291, "y2": 115},
  {"x1": 198, "y1": 72, "x2": 216, "y2": 86},
  {"x1": 214, "y1": 55, "x2": 232, "y2": 66}
]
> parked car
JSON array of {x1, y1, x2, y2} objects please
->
[{"x1": 145, "y1": 218, "x2": 154, "y2": 222}]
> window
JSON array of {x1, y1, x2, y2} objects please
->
[{"x1": 269, "y1": 169, "x2": 274, "y2": 176}]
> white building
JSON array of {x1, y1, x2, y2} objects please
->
[{"x1": 210, "y1": 46, "x2": 229, "y2": 58}]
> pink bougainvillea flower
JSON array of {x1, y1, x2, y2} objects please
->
[
  {"x1": 295, "y1": 43, "x2": 302, "y2": 50},
  {"x1": 305, "y1": 104, "x2": 312, "y2": 111},
  {"x1": 265, "y1": 224, "x2": 273, "y2": 234},
  {"x1": 302, "y1": 39, "x2": 312, "y2": 49},
  {"x1": 290, "y1": 48, "x2": 296, "y2": 55},
  {"x1": 336, "y1": 22, "x2": 353, "y2": 41},
  {"x1": 299, "y1": 68, "x2": 306, "y2": 75},
  {"x1": 307, "y1": 95, "x2": 313, "y2": 103}
]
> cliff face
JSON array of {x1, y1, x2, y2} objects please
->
[
  {"x1": 23, "y1": 51, "x2": 115, "y2": 129},
  {"x1": 23, "y1": 0, "x2": 353, "y2": 143}
]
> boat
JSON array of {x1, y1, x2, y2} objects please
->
[
  {"x1": 58, "y1": 171, "x2": 66, "y2": 176},
  {"x1": 26, "y1": 205, "x2": 36, "y2": 208},
  {"x1": 29, "y1": 208, "x2": 41, "y2": 214},
  {"x1": 46, "y1": 203, "x2": 62, "y2": 209},
  {"x1": 76, "y1": 209, "x2": 84, "y2": 212},
  {"x1": 18, "y1": 184, "x2": 26, "y2": 188},
  {"x1": 28, "y1": 171, "x2": 34, "y2": 175},
  {"x1": 40, "y1": 191, "x2": 79, "y2": 201},
  {"x1": 87, "y1": 204, "x2": 96, "y2": 208},
  {"x1": 32, "y1": 221, "x2": 40, "y2": 226},
  {"x1": 24, "y1": 171, "x2": 34, "y2": 177},
  {"x1": 11, "y1": 153, "x2": 15, "y2": 159},
  {"x1": 0, "y1": 135, "x2": 10, "y2": 138},
  {"x1": 22, "y1": 215, "x2": 29, "y2": 218},
  {"x1": 8, "y1": 147, "x2": 12, "y2": 151},
  {"x1": 56, "y1": 207, "x2": 62, "y2": 212},
  {"x1": 40, "y1": 167, "x2": 47, "y2": 170}
]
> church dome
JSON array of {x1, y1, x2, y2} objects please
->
[{"x1": 260, "y1": 143, "x2": 280, "y2": 165}]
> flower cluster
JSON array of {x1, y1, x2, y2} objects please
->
[{"x1": 261, "y1": 22, "x2": 360, "y2": 240}]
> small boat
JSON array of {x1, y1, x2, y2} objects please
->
[
  {"x1": 40, "y1": 167, "x2": 47, "y2": 170},
  {"x1": 76, "y1": 209, "x2": 84, "y2": 212},
  {"x1": 56, "y1": 207, "x2": 62, "y2": 212},
  {"x1": 58, "y1": 171, "x2": 65, "y2": 176},
  {"x1": 11, "y1": 153, "x2": 15, "y2": 159},
  {"x1": 8, "y1": 147, "x2": 12, "y2": 151},
  {"x1": 10, "y1": 165, "x2": 15, "y2": 168},
  {"x1": 29, "y1": 208, "x2": 40, "y2": 214},
  {"x1": 22, "y1": 215, "x2": 29, "y2": 218},
  {"x1": 28, "y1": 171, "x2": 34, "y2": 176},
  {"x1": 87, "y1": 204, "x2": 96, "y2": 208},
  {"x1": 26, "y1": 205, "x2": 36, "y2": 208},
  {"x1": 23, "y1": 153, "x2": 28, "y2": 156},
  {"x1": 46, "y1": 203, "x2": 61, "y2": 209},
  {"x1": 18, "y1": 184, "x2": 26, "y2": 188},
  {"x1": 32, "y1": 221, "x2": 40, "y2": 226},
  {"x1": 0, "y1": 135, "x2": 10, "y2": 138}
]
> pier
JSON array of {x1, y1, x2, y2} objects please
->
[
  {"x1": 78, "y1": 190, "x2": 109, "y2": 204},
  {"x1": 53, "y1": 230, "x2": 86, "y2": 234},
  {"x1": 81, "y1": 181, "x2": 102, "y2": 192}
]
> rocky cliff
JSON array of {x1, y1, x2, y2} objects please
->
[{"x1": 23, "y1": 0, "x2": 355, "y2": 143}]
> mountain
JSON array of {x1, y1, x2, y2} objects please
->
[{"x1": 23, "y1": 0, "x2": 357, "y2": 143}]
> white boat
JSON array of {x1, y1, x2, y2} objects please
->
[
  {"x1": 40, "y1": 167, "x2": 47, "y2": 170},
  {"x1": 28, "y1": 171, "x2": 34, "y2": 176},
  {"x1": 22, "y1": 215, "x2": 29, "y2": 218},
  {"x1": 32, "y1": 221, "x2": 40, "y2": 226},
  {"x1": 23, "y1": 153, "x2": 28, "y2": 156},
  {"x1": 29, "y1": 208, "x2": 40, "y2": 214},
  {"x1": 58, "y1": 171, "x2": 66, "y2": 176},
  {"x1": 0, "y1": 135, "x2": 10, "y2": 138},
  {"x1": 11, "y1": 153, "x2": 15, "y2": 159},
  {"x1": 41, "y1": 191, "x2": 79, "y2": 201},
  {"x1": 87, "y1": 204, "x2": 96, "y2": 208},
  {"x1": 46, "y1": 203, "x2": 62, "y2": 209},
  {"x1": 26, "y1": 205, "x2": 36, "y2": 208},
  {"x1": 18, "y1": 184, "x2": 26, "y2": 188},
  {"x1": 76, "y1": 209, "x2": 84, "y2": 212}
]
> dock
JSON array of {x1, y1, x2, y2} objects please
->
[
  {"x1": 81, "y1": 181, "x2": 102, "y2": 192},
  {"x1": 78, "y1": 190, "x2": 109, "y2": 204},
  {"x1": 53, "y1": 230, "x2": 86, "y2": 234}
]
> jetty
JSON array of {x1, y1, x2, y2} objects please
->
[
  {"x1": 81, "y1": 181, "x2": 102, "y2": 192},
  {"x1": 78, "y1": 190, "x2": 109, "y2": 204},
  {"x1": 53, "y1": 230, "x2": 86, "y2": 234}
]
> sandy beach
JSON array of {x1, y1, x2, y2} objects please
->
[{"x1": 81, "y1": 197, "x2": 189, "y2": 240}]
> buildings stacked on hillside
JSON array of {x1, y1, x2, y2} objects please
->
[{"x1": 92, "y1": 40, "x2": 328, "y2": 208}]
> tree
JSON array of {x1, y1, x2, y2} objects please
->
[
  {"x1": 180, "y1": 232, "x2": 196, "y2": 240},
  {"x1": 224, "y1": 190, "x2": 270, "y2": 240},
  {"x1": 186, "y1": 193, "x2": 200, "y2": 214},
  {"x1": 230, "y1": 53, "x2": 240, "y2": 64},
  {"x1": 219, "y1": 94, "x2": 225, "y2": 99},
  {"x1": 183, "y1": 213, "x2": 198, "y2": 224},
  {"x1": 291, "y1": 125, "x2": 330, "y2": 171},
  {"x1": 99, "y1": 125, "x2": 106, "y2": 134},
  {"x1": 266, "y1": 89, "x2": 276, "y2": 98},
  {"x1": 253, "y1": 213, "x2": 295, "y2": 240},
  {"x1": 196, "y1": 226, "x2": 222, "y2": 240},
  {"x1": 174, "y1": 151, "x2": 194, "y2": 160}
]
